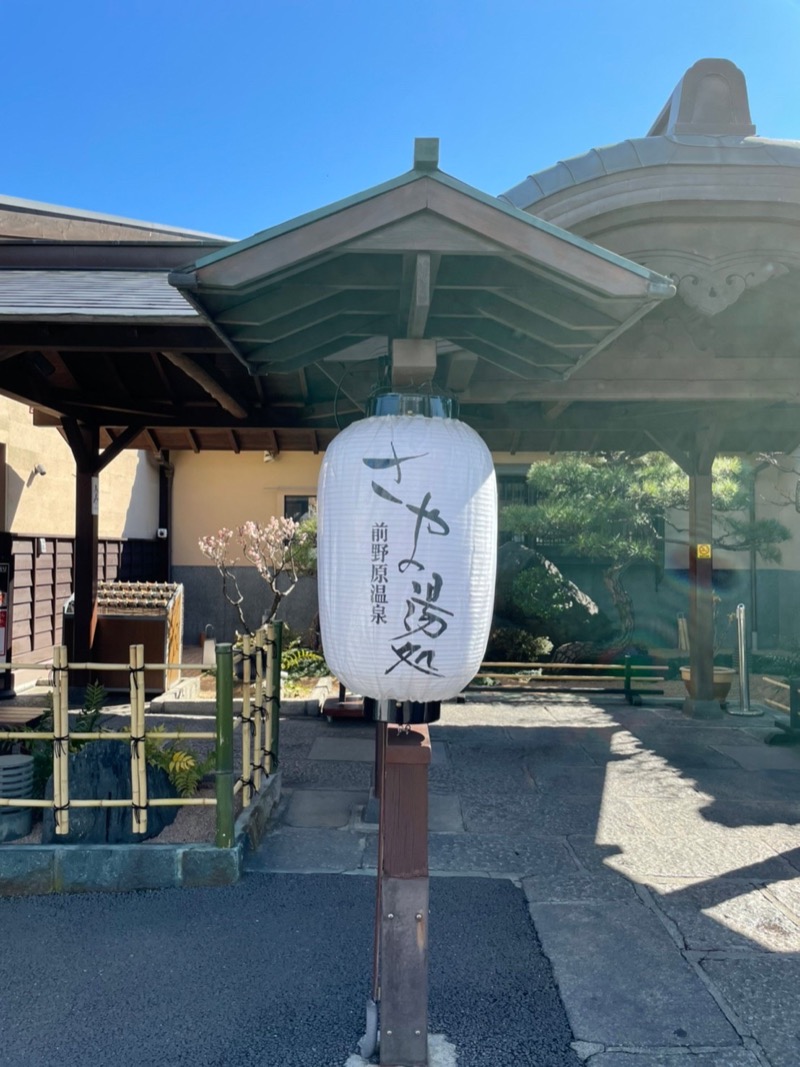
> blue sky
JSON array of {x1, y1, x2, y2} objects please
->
[{"x1": 3, "y1": 1, "x2": 799, "y2": 238}]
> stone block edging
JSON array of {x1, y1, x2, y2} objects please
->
[{"x1": 0, "y1": 770, "x2": 282, "y2": 897}]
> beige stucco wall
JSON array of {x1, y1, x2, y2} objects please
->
[
  {"x1": 1, "y1": 397, "x2": 158, "y2": 538},
  {"x1": 172, "y1": 450, "x2": 323, "y2": 566}
]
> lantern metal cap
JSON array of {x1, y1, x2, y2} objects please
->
[{"x1": 367, "y1": 392, "x2": 458, "y2": 419}]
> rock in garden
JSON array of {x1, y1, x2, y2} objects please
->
[{"x1": 42, "y1": 741, "x2": 179, "y2": 844}]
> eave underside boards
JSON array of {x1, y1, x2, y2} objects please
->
[
  {"x1": 196, "y1": 251, "x2": 645, "y2": 380},
  {"x1": 24, "y1": 395, "x2": 800, "y2": 457}
]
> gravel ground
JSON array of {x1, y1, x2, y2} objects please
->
[{"x1": 0, "y1": 874, "x2": 581, "y2": 1067}]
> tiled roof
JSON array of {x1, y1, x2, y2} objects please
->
[{"x1": 0, "y1": 270, "x2": 198, "y2": 319}]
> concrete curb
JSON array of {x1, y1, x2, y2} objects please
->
[{"x1": 0, "y1": 770, "x2": 282, "y2": 897}]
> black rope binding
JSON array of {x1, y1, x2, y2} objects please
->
[
  {"x1": 130, "y1": 735, "x2": 146, "y2": 757},
  {"x1": 53, "y1": 801, "x2": 70, "y2": 827}
]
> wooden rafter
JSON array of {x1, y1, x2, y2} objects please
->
[
  {"x1": 542, "y1": 401, "x2": 572, "y2": 422},
  {"x1": 246, "y1": 313, "x2": 394, "y2": 367},
  {"x1": 160, "y1": 351, "x2": 248, "y2": 419},
  {"x1": 150, "y1": 352, "x2": 176, "y2": 398}
]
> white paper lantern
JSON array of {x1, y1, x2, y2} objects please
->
[{"x1": 317, "y1": 410, "x2": 497, "y2": 702}]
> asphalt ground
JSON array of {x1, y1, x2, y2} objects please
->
[{"x1": 0, "y1": 873, "x2": 580, "y2": 1067}]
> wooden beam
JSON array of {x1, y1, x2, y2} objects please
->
[
  {"x1": 145, "y1": 429, "x2": 161, "y2": 454},
  {"x1": 459, "y1": 377, "x2": 800, "y2": 403},
  {"x1": 457, "y1": 337, "x2": 563, "y2": 380},
  {"x1": 316, "y1": 363, "x2": 367, "y2": 413},
  {"x1": 228, "y1": 429, "x2": 241, "y2": 454},
  {"x1": 38, "y1": 348, "x2": 79, "y2": 391},
  {"x1": 407, "y1": 253, "x2": 432, "y2": 338},
  {"x1": 150, "y1": 352, "x2": 176, "y2": 398},
  {"x1": 542, "y1": 401, "x2": 572, "y2": 423},
  {"x1": 298, "y1": 368, "x2": 309, "y2": 401},
  {"x1": 230, "y1": 291, "x2": 395, "y2": 344},
  {"x1": 246, "y1": 313, "x2": 394, "y2": 366},
  {"x1": 160, "y1": 351, "x2": 248, "y2": 419},
  {"x1": 216, "y1": 284, "x2": 340, "y2": 326},
  {"x1": 442, "y1": 350, "x2": 478, "y2": 393},
  {"x1": 287, "y1": 253, "x2": 402, "y2": 290},
  {"x1": 428, "y1": 317, "x2": 573, "y2": 367},
  {"x1": 477, "y1": 295, "x2": 596, "y2": 350},
  {"x1": 0, "y1": 323, "x2": 224, "y2": 351},
  {"x1": 435, "y1": 258, "x2": 618, "y2": 327},
  {"x1": 249, "y1": 331, "x2": 389, "y2": 375},
  {"x1": 186, "y1": 429, "x2": 200, "y2": 453},
  {"x1": 95, "y1": 424, "x2": 144, "y2": 472}
]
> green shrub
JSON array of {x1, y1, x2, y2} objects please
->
[{"x1": 485, "y1": 627, "x2": 553, "y2": 663}]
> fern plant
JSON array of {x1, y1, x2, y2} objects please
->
[
  {"x1": 281, "y1": 646, "x2": 326, "y2": 675},
  {"x1": 144, "y1": 725, "x2": 215, "y2": 797}
]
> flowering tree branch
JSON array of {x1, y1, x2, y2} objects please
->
[
  {"x1": 197, "y1": 527, "x2": 249, "y2": 632},
  {"x1": 199, "y1": 517, "x2": 315, "y2": 634}
]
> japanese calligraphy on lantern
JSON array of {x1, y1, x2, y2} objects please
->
[
  {"x1": 365, "y1": 447, "x2": 455, "y2": 679},
  {"x1": 317, "y1": 413, "x2": 498, "y2": 702}
]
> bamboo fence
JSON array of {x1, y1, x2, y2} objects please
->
[{"x1": 0, "y1": 622, "x2": 283, "y2": 846}]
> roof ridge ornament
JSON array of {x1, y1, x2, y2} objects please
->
[
  {"x1": 413, "y1": 137, "x2": 439, "y2": 171},
  {"x1": 647, "y1": 58, "x2": 756, "y2": 138}
]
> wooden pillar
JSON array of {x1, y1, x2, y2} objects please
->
[
  {"x1": 379, "y1": 725, "x2": 430, "y2": 1067},
  {"x1": 64, "y1": 422, "x2": 100, "y2": 668},
  {"x1": 685, "y1": 436, "x2": 721, "y2": 719}
]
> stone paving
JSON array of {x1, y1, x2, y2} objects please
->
[{"x1": 250, "y1": 693, "x2": 800, "y2": 1066}]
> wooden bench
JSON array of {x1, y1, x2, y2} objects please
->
[{"x1": 467, "y1": 657, "x2": 668, "y2": 705}]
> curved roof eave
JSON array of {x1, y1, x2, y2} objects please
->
[{"x1": 500, "y1": 134, "x2": 800, "y2": 215}]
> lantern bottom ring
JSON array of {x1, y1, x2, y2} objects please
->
[{"x1": 365, "y1": 698, "x2": 441, "y2": 725}]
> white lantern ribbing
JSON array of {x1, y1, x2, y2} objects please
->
[{"x1": 317, "y1": 398, "x2": 497, "y2": 707}]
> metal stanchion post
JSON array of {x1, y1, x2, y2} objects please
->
[{"x1": 729, "y1": 602, "x2": 762, "y2": 717}]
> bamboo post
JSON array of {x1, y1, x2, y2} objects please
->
[
  {"x1": 253, "y1": 628, "x2": 265, "y2": 791},
  {"x1": 267, "y1": 621, "x2": 283, "y2": 776},
  {"x1": 241, "y1": 632, "x2": 253, "y2": 806},
  {"x1": 53, "y1": 645, "x2": 70, "y2": 835},
  {"x1": 215, "y1": 642, "x2": 235, "y2": 848},
  {"x1": 129, "y1": 644, "x2": 148, "y2": 835}
]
